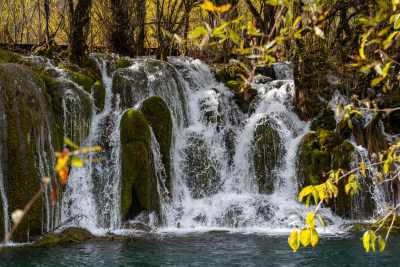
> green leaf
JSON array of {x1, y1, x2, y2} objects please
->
[
  {"x1": 300, "y1": 228, "x2": 311, "y2": 247},
  {"x1": 64, "y1": 137, "x2": 79, "y2": 149},
  {"x1": 347, "y1": 119, "x2": 352, "y2": 128},
  {"x1": 378, "y1": 236, "x2": 386, "y2": 252},
  {"x1": 288, "y1": 229, "x2": 300, "y2": 252},
  {"x1": 71, "y1": 157, "x2": 84, "y2": 167},
  {"x1": 306, "y1": 213, "x2": 315, "y2": 228}
]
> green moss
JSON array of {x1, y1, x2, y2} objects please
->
[
  {"x1": 139, "y1": 96, "x2": 172, "y2": 194},
  {"x1": 311, "y1": 108, "x2": 336, "y2": 132},
  {"x1": 33, "y1": 227, "x2": 93, "y2": 247},
  {"x1": 318, "y1": 130, "x2": 340, "y2": 151},
  {"x1": 298, "y1": 129, "x2": 362, "y2": 218},
  {"x1": 253, "y1": 117, "x2": 282, "y2": 194},
  {"x1": 67, "y1": 70, "x2": 94, "y2": 94},
  {"x1": 370, "y1": 215, "x2": 400, "y2": 233},
  {"x1": 115, "y1": 58, "x2": 132, "y2": 70},
  {"x1": 120, "y1": 110, "x2": 151, "y2": 146},
  {"x1": 121, "y1": 141, "x2": 150, "y2": 215},
  {"x1": 226, "y1": 80, "x2": 242, "y2": 92},
  {"x1": 120, "y1": 110, "x2": 151, "y2": 218},
  {"x1": 34, "y1": 235, "x2": 58, "y2": 247},
  {"x1": 93, "y1": 81, "x2": 106, "y2": 113},
  {"x1": 0, "y1": 49, "x2": 20, "y2": 63},
  {"x1": 298, "y1": 130, "x2": 341, "y2": 186}
]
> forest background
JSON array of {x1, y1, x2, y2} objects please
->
[{"x1": 1, "y1": 0, "x2": 400, "y2": 253}]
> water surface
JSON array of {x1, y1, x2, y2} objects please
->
[{"x1": 2, "y1": 233, "x2": 400, "y2": 266}]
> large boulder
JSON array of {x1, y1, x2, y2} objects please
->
[
  {"x1": 139, "y1": 96, "x2": 173, "y2": 196},
  {"x1": 297, "y1": 130, "x2": 368, "y2": 218},
  {"x1": 120, "y1": 109, "x2": 151, "y2": 219},
  {"x1": 0, "y1": 62, "x2": 58, "y2": 242}
]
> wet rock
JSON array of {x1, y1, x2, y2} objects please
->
[
  {"x1": 33, "y1": 227, "x2": 94, "y2": 247},
  {"x1": 252, "y1": 75, "x2": 273, "y2": 84},
  {"x1": 253, "y1": 116, "x2": 284, "y2": 194},
  {"x1": 311, "y1": 108, "x2": 336, "y2": 132}
]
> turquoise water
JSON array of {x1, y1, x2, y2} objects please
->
[{"x1": 2, "y1": 233, "x2": 400, "y2": 266}]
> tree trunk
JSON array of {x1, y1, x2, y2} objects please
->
[
  {"x1": 68, "y1": 0, "x2": 93, "y2": 65},
  {"x1": 136, "y1": 0, "x2": 146, "y2": 56}
]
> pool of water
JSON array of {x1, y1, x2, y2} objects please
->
[{"x1": 2, "y1": 232, "x2": 400, "y2": 266}]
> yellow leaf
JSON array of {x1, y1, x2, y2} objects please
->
[
  {"x1": 71, "y1": 157, "x2": 84, "y2": 167},
  {"x1": 376, "y1": 172, "x2": 384, "y2": 182},
  {"x1": 371, "y1": 77, "x2": 384, "y2": 86},
  {"x1": 55, "y1": 148, "x2": 70, "y2": 172},
  {"x1": 300, "y1": 228, "x2": 311, "y2": 247},
  {"x1": 288, "y1": 229, "x2": 301, "y2": 252},
  {"x1": 363, "y1": 231, "x2": 372, "y2": 252},
  {"x1": 378, "y1": 236, "x2": 386, "y2": 252},
  {"x1": 306, "y1": 212, "x2": 315, "y2": 228},
  {"x1": 384, "y1": 157, "x2": 392, "y2": 175},
  {"x1": 382, "y1": 62, "x2": 392, "y2": 78},
  {"x1": 81, "y1": 146, "x2": 102, "y2": 153},
  {"x1": 311, "y1": 228, "x2": 319, "y2": 247},
  {"x1": 299, "y1": 186, "x2": 313, "y2": 202},
  {"x1": 360, "y1": 162, "x2": 367, "y2": 177},
  {"x1": 64, "y1": 137, "x2": 80, "y2": 149}
]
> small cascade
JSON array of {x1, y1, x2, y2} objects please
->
[{"x1": 62, "y1": 57, "x2": 122, "y2": 231}]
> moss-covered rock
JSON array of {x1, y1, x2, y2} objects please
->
[
  {"x1": 182, "y1": 134, "x2": 221, "y2": 199},
  {"x1": 115, "y1": 58, "x2": 133, "y2": 70},
  {"x1": 0, "y1": 62, "x2": 58, "y2": 242},
  {"x1": 297, "y1": 128, "x2": 369, "y2": 218},
  {"x1": 67, "y1": 70, "x2": 94, "y2": 94},
  {"x1": 253, "y1": 117, "x2": 283, "y2": 194},
  {"x1": 120, "y1": 110, "x2": 151, "y2": 219},
  {"x1": 93, "y1": 81, "x2": 106, "y2": 113},
  {"x1": 0, "y1": 49, "x2": 20, "y2": 63},
  {"x1": 311, "y1": 108, "x2": 336, "y2": 132},
  {"x1": 370, "y1": 215, "x2": 400, "y2": 233},
  {"x1": 33, "y1": 227, "x2": 93, "y2": 247},
  {"x1": 139, "y1": 96, "x2": 173, "y2": 194}
]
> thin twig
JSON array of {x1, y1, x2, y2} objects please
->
[{"x1": 0, "y1": 186, "x2": 45, "y2": 252}]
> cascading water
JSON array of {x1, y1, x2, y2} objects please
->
[
  {"x1": 59, "y1": 56, "x2": 389, "y2": 234},
  {"x1": 62, "y1": 57, "x2": 123, "y2": 232}
]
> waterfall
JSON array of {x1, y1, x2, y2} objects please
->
[{"x1": 62, "y1": 57, "x2": 122, "y2": 232}]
